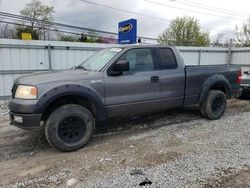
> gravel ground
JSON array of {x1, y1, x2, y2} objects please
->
[
  {"x1": 0, "y1": 100, "x2": 9, "y2": 123},
  {"x1": 0, "y1": 99, "x2": 250, "y2": 188}
]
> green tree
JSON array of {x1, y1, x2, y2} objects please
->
[
  {"x1": 236, "y1": 17, "x2": 250, "y2": 47},
  {"x1": 18, "y1": 0, "x2": 55, "y2": 40},
  {"x1": 15, "y1": 26, "x2": 39, "y2": 39},
  {"x1": 59, "y1": 34, "x2": 78, "y2": 42},
  {"x1": 158, "y1": 16, "x2": 210, "y2": 46}
]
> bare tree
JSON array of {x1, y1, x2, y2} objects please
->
[
  {"x1": 17, "y1": 0, "x2": 55, "y2": 40},
  {"x1": 212, "y1": 33, "x2": 224, "y2": 47},
  {"x1": 0, "y1": 24, "x2": 17, "y2": 38},
  {"x1": 236, "y1": 17, "x2": 250, "y2": 47}
]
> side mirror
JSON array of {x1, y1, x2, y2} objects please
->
[
  {"x1": 114, "y1": 60, "x2": 129, "y2": 72},
  {"x1": 108, "y1": 60, "x2": 129, "y2": 76}
]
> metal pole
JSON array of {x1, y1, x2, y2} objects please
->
[
  {"x1": 198, "y1": 49, "x2": 202, "y2": 65},
  {"x1": 227, "y1": 39, "x2": 233, "y2": 65},
  {"x1": 48, "y1": 44, "x2": 52, "y2": 70}
]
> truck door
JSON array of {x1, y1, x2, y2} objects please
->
[
  {"x1": 104, "y1": 48, "x2": 161, "y2": 117},
  {"x1": 154, "y1": 48, "x2": 185, "y2": 109}
]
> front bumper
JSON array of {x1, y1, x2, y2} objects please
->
[
  {"x1": 9, "y1": 98, "x2": 43, "y2": 130},
  {"x1": 9, "y1": 112, "x2": 42, "y2": 130},
  {"x1": 9, "y1": 98, "x2": 39, "y2": 114}
]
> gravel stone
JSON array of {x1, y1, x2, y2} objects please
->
[{"x1": 0, "y1": 99, "x2": 250, "y2": 187}]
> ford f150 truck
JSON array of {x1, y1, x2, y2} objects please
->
[{"x1": 9, "y1": 45, "x2": 242, "y2": 151}]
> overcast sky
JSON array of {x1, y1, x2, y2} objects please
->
[{"x1": 0, "y1": 0, "x2": 249, "y2": 41}]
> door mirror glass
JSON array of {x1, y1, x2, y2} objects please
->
[
  {"x1": 114, "y1": 60, "x2": 129, "y2": 72},
  {"x1": 108, "y1": 60, "x2": 130, "y2": 76}
]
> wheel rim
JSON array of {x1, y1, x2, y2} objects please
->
[
  {"x1": 58, "y1": 116, "x2": 86, "y2": 144},
  {"x1": 212, "y1": 97, "x2": 223, "y2": 113}
]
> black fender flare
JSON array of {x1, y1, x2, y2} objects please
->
[
  {"x1": 199, "y1": 74, "x2": 232, "y2": 103},
  {"x1": 35, "y1": 84, "x2": 106, "y2": 122}
]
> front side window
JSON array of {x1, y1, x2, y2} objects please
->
[{"x1": 118, "y1": 48, "x2": 155, "y2": 74}]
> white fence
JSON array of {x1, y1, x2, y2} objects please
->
[{"x1": 1, "y1": 39, "x2": 250, "y2": 98}]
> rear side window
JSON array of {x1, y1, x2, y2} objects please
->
[{"x1": 156, "y1": 48, "x2": 177, "y2": 69}]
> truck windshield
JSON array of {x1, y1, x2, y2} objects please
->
[{"x1": 76, "y1": 48, "x2": 122, "y2": 71}]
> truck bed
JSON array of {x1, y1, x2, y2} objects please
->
[{"x1": 184, "y1": 65, "x2": 241, "y2": 105}]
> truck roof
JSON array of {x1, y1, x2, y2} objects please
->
[{"x1": 111, "y1": 44, "x2": 174, "y2": 49}]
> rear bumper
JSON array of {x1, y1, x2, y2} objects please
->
[
  {"x1": 241, "y1": 83, "x2": 250, "y2": 89},
  {"x1": 9, "y1": 111, "x2": 42, "y2": 130},
  {"x1": 239, "y1": 83, "x2": 250, "y2": 97}
]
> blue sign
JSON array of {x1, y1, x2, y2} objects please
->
[{"x1": 118, "y1": 19, "x2": 137, "y2": 44}]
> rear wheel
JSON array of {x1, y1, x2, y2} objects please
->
[
  {"x1": 45, "y1": 104, "x2": 95, "y2": 151},
  {"x1": 199, "y1": 90, "x2": 227, "y2": 120}
]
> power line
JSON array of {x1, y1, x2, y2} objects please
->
[
  {"x1": 80, "y1": 0, "x2": 237, "y2": 34},
  {"x1": 1, "y1": 20, "x2": 159, "y2": 44},
  {"x1": 0, "y1": 11, "x2": 158, "y2": 41},
  {"x1": 0, "y1": 16, "x2": 117, "y2": 38},
  {"x1": 183, "y1": 0, "x2": 249, "y2": 17},
  {"x1": 144, "y1": 0, "x2": 245, "y2": 21},
  {"x1": 0, "y1": 16, "x2": 32, "y2": 26},
  {"x1": 0, "y1": 12, "x2": 117, "y2": 36},
  {"x1": 0, "y1": 20, "x2": 106, "y2": 39},
  {"x1": 80, "y1": 0, "x2": 171, "y2": 22},
  {"x1": 0, "y1": 10, "x2": 237, "y2": 40},
  {"x1": 172, "y1": 0, "x2": 248, "y2": 18},
  {"x1": 1, "y1": 13, "x2": 235, "y2": 40}
]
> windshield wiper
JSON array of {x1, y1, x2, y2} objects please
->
[{"x1": 75, "y1": 66, "x2": 88, "y2": 71}]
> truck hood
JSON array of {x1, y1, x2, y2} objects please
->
[{"x1": 16, "y1": 69, "x2": 103, "y2": 85}]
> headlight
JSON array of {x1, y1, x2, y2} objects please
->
[{"x1": 15, "y1": 85, "x2": 37, "y2": 99}]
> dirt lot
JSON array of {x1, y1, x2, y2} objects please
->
[{"x1": 0, "y1": 99, "x2": 250, "y2": 188}]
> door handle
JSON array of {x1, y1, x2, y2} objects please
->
[{"x1": 151, "y1": 76, "x2": 159, "y2": 82}]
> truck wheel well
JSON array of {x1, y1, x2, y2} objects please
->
[
  {"x1": 41, "y1": 95, "x2": 96, "y2": 123},
  {"x1": 210, "y1": 83, "x2": 228, "y2": 96},
  {"x1": 199, "y1": 77, "x2": 232, "y2": 103}
]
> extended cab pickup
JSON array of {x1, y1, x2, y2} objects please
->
[{"x1": 9, "y1": 45, "x2": 242, "y2": 151}]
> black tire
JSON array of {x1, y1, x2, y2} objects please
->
[
  {"x1": 199, "y1": 90, "x2": 227, "y2": 120},
  {"x1": 45, "y1": 104, "x2": 95, "y2": 151},
  {"x1": 199, "y1": 102, "x2": 208, "y2": 118},
  {"x1": 237, "y1": 89, "x2": 250, "y2": 99}
]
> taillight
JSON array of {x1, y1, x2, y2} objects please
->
[{"x1": 236, "y1": 69, "x2": 242, "y2": 84}]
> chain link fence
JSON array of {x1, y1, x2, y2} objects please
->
[{"x1": 1, "y1": 39, "x2": 250, "y2": 118}]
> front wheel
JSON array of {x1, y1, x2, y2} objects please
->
[
  {"x1": 45, "y1": 104, "x2": 95, "y2": 151},
  {"x1": 199, "y1": 90, "x2": 227, "y2": 120}
]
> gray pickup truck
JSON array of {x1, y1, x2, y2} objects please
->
[{"x1": 9, "y1": 45, "x2": 242, "y2": 151}]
